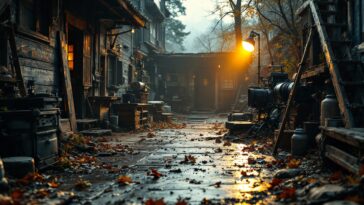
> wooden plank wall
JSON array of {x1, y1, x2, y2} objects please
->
[{"x1": 16, "y1": 36, "x2": 58, "y2": 95}]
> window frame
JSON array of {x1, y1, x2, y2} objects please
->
[{"x1": 16, "y1": 0, "x2": 51, "y2": 43}]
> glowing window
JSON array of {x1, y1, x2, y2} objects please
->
[{"x1": 67, "y1": 45, "x2": 74, "y2": 71}]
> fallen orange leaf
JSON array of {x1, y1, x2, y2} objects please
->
[
  {"x1": 329, "y1": 171, "x2": 342, "y2": 181},
  {"x1": 269, "y1": 178, "x2": 284, "y2": 189},
  {"x1": 241, "y1": 171, "x2": 247, "y2": 177},
  {"x1": 346, "y1": 195, "x2": 364, "y2": 204},
  {"x1": 117, "y1": 176, "x2": 133, "y2": 185},
  {"x1": 247, "y1": 157, "x2": 256, "y2": 164},
  {"x1": 359, "y1": 164, "x2": 364, "y2": 176},
  {"x1": 347, "y1": 175, "x2": 360, "y2": 185},
  {"x1": 176, "y1": 199, "x2": 188, "y2": 205},
  {"x1": 145, "y1": 198, "x2": 166, "y2": 205},
  {"x1": 287, "y1": 159, "x2": 301, "y2": 169},
  {"x1": 182, "y1": 155, "x2": 196, "y2": 164},
  {"x1": 35, "y1": 189, "x2": 49, "y2": 198},
  {"x1": 11, "y1": 189, "x2": 23, "y2": 201},
  {"x1": 278, "y1": 188, "x2": 296, "y2": 199},
  {"x1": 306, "y1": 178, "x2": 318, "y2": 184},
  {"x1": 48, "y1": 181, "x2": 59, "y2": 188},
  {"x1": 223, "y1": 141, "x2": 232, "y2": 146},
  {"x1": 150, "y1": 169, "x2": 163, "y2": 179}
]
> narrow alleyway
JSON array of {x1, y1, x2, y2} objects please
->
[{"x1": 2, "y1": 114, "x2": 363, "y2": 205}]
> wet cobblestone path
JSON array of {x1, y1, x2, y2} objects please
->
[
  {"x1": 2, "y1": 114, "x2": 364, "y2": 205},
  {"x1": 72, "y1": 114, "x2": 279, "y2": 204},
  {"x1": 93, "y1": 115, "x2": 274, "y2": 204}
]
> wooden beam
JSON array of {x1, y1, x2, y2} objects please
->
[
  {"x1": 273, "y1": 28, "x2": 313, "y2": 156},
  {"x1": 58, "y1": 31, "x2": 77, "y2": 132}
]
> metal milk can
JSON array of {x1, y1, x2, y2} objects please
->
[
  {"x1": 291, "y1": 128, "x2": 309, "y2": 156},
  {"x1": 320, "y1": 94, "x2": 340, "y2": 126}
]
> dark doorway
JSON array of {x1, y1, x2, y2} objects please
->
[
  {"x1": 194, "y1": 69, "x2": 215, "y2": 111},
  {"x1": 67, "y1": 25, "x2": 84, "y2": 118}
]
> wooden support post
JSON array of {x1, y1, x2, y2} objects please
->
[
  {"x1": 58, "y1": 31, "x2": 77, "y2": 132},
  {"x1": 8, "y1": 24, "x2": 26, "y2": 97},
  {"x1": 272, "y1": 28, "x2": 313, "y2": 156}
]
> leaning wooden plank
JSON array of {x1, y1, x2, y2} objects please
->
[
  {"x1": 58, "y1": 31, "x2": 77, "y2": 132},
  {"x1": 8, "y1": 24, "x2": 26, "y2": 97},
  {"x1": 272, "y1": 28, "x2": 313, "y2": 156},
  {"x1": 308, "y1": 0, "x2": 354, "y2": 128}
]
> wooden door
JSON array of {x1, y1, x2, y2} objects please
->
[
  {"x1": 83, "y1": 32, "x2": 92, "y2": 88},
  {"x1": 194, "y1": 69, "x2": 215, "y2": 111}
]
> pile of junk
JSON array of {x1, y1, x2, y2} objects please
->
[
  {"x1": 0, "y1": 66, "x2": 60, "y2": 182},
  {"x1": 226, "y1": 71, "x2": 323, "y2": 156}
]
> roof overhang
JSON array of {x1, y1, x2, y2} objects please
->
[{"x1": 97, "y1": 0, "x2": 147, "y2": 28}]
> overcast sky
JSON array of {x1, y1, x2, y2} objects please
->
[{"x1": 177, "y1": 0, "x2": 217, "y2": 52}]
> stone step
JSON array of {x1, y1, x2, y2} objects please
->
[{"x1": 80, "y1": 129, "x2": 112, "y2": 137}]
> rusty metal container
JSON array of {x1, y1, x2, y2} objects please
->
[
  {"x1": 0, "y1": 109, "x2": 59, "y2": 169},
  {"x1": 291, "y1": 128, "x2": 309, "y2": 156},
  {"x1": 320, "y1": 94, "x2": 340, "y2": 126}
]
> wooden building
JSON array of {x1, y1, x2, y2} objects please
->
[
  {"x1": 0, "y1": 0, "x2": 147, "y2": 127},
  {"x1": 131, "y1": 0, "x2": 168, "y2": 88},
  {"x1": 154, "y1": 52, "x2": 251, "y2": 112}
]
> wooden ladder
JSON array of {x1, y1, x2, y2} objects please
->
[{"x1": 297, "y1": 0, "x2": 364, "y2": 128}]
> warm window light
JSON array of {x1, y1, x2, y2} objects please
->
[
  {"x1": 242, "y1": 40, "x2": 255, "y2": 52},
  {"x1": 68, "y1": 45, "x2": 74, "y2": 71}
]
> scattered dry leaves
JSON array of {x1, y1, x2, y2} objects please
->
[{"x1": 17, "y1": 173, "x2": 45, "y2": 185}]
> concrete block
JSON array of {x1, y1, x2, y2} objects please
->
[{"x1": 2, "y1": 157, "x2": 35, "y2": 178}]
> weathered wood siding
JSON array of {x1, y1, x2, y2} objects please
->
[{"x1": 16, "y1": 35, "x2": 59, "y2": 95}]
